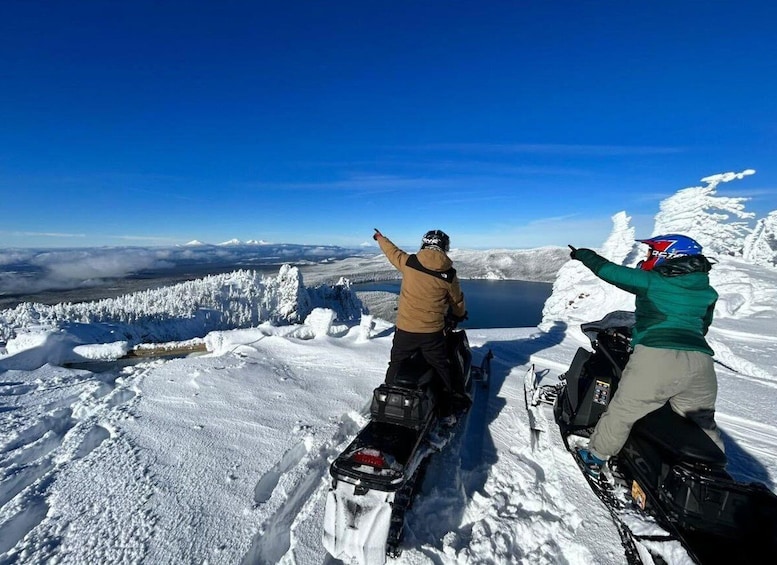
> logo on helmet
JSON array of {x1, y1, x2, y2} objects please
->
[
  {"x1": 421, "y1": 230, "x2": 450, "y2": 252},
  {"x1": 636, "y1": 234, "x2": 703, "y2": 271}
]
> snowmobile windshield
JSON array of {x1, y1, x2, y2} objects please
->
[{"x1": 580, "y1": 311, "x2": 635, "y2": 345}]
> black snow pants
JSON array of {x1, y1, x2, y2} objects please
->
[{"x1": 385, "y1": 329, "x2": 461, "y2": 417}]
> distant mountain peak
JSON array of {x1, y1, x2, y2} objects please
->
[
  {"x1": 184, "y1": 240, "x2": 206, "y2": 246},
  {"x1": 218, "y1": 239, "x2": 243, "y2": 246}
]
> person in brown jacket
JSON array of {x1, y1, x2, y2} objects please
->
[{"x1": 373, "y1": 228, "x2": 469, "y2": 421}]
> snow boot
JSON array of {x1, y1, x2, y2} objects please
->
[{"x1": 576, "y1": 447, "x2": 606, "y2": 478}]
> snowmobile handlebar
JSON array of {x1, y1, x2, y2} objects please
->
[{"x1": 445, "y1": 311, "x2": 468, "y2": 331}]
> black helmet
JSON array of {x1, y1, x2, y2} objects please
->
[{"x1": 421, "y1": 229, "x2": 450, "y2": 252}]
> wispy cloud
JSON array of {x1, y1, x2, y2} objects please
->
[
  {"x1": 525, "y1": 213, "x2": 581, "y2": 226},
  {"x1": 454, "y1": 215, "x2": 614, "y2": 249},
  {"x1": 1, "y1": 231, "x2": 180, "y2": 245},
  {"x1": 245, "y1": 167, "x2": 596, "y2": 196},
  {"x1": 421, "y1": 160, "x2": 596, "y2": 177},
  {"x1": 721, "y1": 187, "x2": 777, "y2": 197},
  {"x1": 4, "y1": 231, "x2": 86, "y2": 238},
  {"x1": 110, "y1": 234, "x2": 183, "y2": 243},
  {"x1": 122, "y1": 186, "x2": 205, "y2": 202},
  {"x1": 417, "y1": 143, "x2": 686, "y2": 157},
  {"x1": 245, "y1": 175, "x2": 453, "y2": 193},
  {"x1": 0, "y1": 244, "x2": 375, "y2": 298}
]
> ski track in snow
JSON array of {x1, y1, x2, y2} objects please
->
[
  {"x1": 0, "y1": 362, "x2": 153, "y2": 563},
  {"x1": 231, "y1": 335, "x2": 379, "y2": 565},
  {"x1": 0, "y1": 344, "x2": 356, "y2": 565},
  {"x1": 242, "y1": 409, "x2": 367, "y2": 565},
  {"x1": 452, "y1": 403, "x2": 586, "y2": 563},
  {"x1": 379, "y1": 355, "x2": 623, "y2": 565}
]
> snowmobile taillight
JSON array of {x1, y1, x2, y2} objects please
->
[{"x1": 352, "y1": 449, "x2": 386, "y2": 468}]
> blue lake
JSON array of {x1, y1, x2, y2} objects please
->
[{"x1": 354, "y1": 279, "x2": 552, "y2": 329}]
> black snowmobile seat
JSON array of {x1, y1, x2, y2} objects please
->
[
  {"x1": 632, "y1": 403, "x2": 727, "y2": 468},
  {"x1": 391, "y1": 352, "x2": 436, "y2": 389}
]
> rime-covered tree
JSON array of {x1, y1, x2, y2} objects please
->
[
  {"x1": 540, "y1": 211, "x2": 636, "y2": 331},
  {"x1": 743, "y1": 211, "x2": 777, "y2": 267},
  {"x1": 653, "y1": 170, "x2": 756, "y2": 257},
  {"x1": 601, "y1": 211, "x2": 638, "y2": 266},
  {"x1": 0, "y1": 266, "x2": 363, "y2": 345}
]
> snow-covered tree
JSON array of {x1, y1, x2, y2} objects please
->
[
  {"x1": 601, "y1": 211, "x2": 639, "y2": 266},
  {"x1": 742, "y1": 211, "x2": 777, "y2": 267},
  {"x1": 652, "y1": 170, "x2": 756, "y2": 257},
  {"x1": 540, "y1": 212, "x2": 636, "y2": 332},
  {"x1": 308, "y1": 276, "x2": 364, "y2": 323},
  {"x1": 0, "y1": 266, "x2": 363, "y2": 345},
  {"x1": 275, "y1": 264, "x2": 311, "y2": 323}
]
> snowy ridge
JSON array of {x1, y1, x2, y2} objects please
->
[
  {"x1": 450, "y1": 246, "x2": 571, "y2": 281},
  {"x1": 301, "y1": 246, "x2": 571, "y2": 287}
]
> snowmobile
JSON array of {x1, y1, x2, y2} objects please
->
[
  {"x1": 322, "y1": 317, "x2": 491, "y2": 564},
  {"x1": 536, "y1": 311, "x2": 777, "y2": 564}
]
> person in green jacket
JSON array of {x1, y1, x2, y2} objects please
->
[{"x1": 569, "y1": 234, "x2": 723, "y2": 478}]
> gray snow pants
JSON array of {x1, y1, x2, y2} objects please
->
[{"x1": 588, "y1": 344, "x2": 724, "y2": 459}]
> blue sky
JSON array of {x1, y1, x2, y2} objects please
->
[{"x1": 1, "y1": 1, "x2": 775, "y2": 250}]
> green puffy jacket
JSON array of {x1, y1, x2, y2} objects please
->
[{"x1": 575, "y1": 249, "x2": 717, "y2": 355}]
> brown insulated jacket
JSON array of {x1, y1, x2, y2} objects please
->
[{"x1": 378, "y1": 236, "x2": 466, "y2": 333}]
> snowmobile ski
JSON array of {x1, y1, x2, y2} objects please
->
[
  {"x1": 565, "y1": 434, "x2": 687, "y2": 565},
  {"x1": 523, "y1": 363, "x2": 549, "y2": 435}
]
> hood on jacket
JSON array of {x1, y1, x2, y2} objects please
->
[{"x1": 416, "y1": 248, "x2": 453, "y2": 272}]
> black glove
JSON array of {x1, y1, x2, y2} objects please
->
[
  {"x1": 568, "y1": 244, "x2": 579, "y2": 260},
  {"x1": 373, "y1": 228, "x2": 383, "y2": 241},
  {"x1": 452, "y1": 311, "x2": 468, "y2": 323}
]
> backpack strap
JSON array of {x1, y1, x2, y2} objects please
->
[{"x1": 406, "y1": 254, "x2": 456, "y2": 282}]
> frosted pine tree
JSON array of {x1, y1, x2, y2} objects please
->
[
  {"x1": 652, "y1": 170, "x2": 756, "y2": 257},
  {"x1": 742, "y1": 211, "x2": 777, "y2": 267},
  {"x1": 272, "y1": 264, "x2": 311, "y2": 324},
  {"x1": 308, "y1": 277, "x2": 361, "y2": 319},
  {"x1": 0, "y1": 265, "x2": 363, "y2": 345},
  {"x1": 601, "y1": 211, "x2": 638, "y2": 266},
  {"x1": 540, "y1": 211, "x2": 636, "y2": 331}
]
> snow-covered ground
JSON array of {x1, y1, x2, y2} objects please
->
[
  {"x1": 1, "y1": 172, "x2": 776, "y2": 564},
  {"x1": 2, "y1": 255, "x2": 776, "y2": 564}
]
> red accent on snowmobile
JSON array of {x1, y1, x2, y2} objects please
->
[{"x1": 352, "y1": 449, "x2": 388, "y2": 469}]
